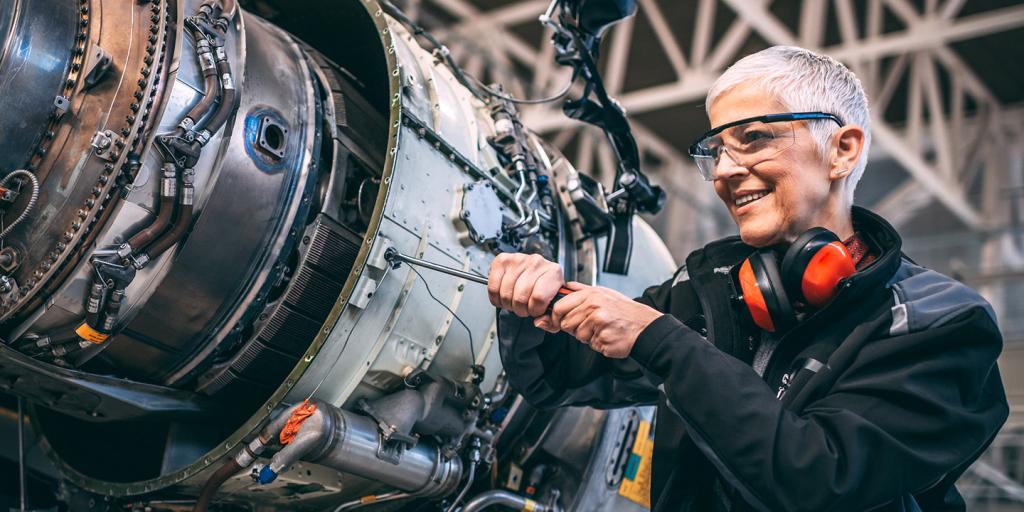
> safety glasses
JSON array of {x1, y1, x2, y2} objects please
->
[{"x1": 688, "y1": 112, "x2": 844, "y2": 181}]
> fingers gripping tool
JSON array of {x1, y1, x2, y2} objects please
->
[{"x1": 383, "y1": 248, "x2": 572, "y2": 313}]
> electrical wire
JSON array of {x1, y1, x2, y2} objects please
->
[
  {"x1": 468, "y1": 73, "x2": 577, "y2": 105},
  {"x1": 406, "y1": 265, "x2": 476, "y2": 367},
  {"x1": 305, "y1": 306, "x2": 366, "y2": 401}
]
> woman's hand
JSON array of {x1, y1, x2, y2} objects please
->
[
  {"x1": 487, "y1": 253, "x2": 566, "y2": 318},
  {"x1": 545, "y1": 282, "x2": 664, "y2": 359}
]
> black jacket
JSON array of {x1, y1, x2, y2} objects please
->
[{"x1": 498, "y1": 207, "x2": 1008, "y2": 511}]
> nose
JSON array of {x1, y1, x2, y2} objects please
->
[{"x1": 713, "y1": 149, "x2": 749, "y2": 181}]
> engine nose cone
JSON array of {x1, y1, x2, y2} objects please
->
[{"x1": 0, "y1": 0, "x2": 78, "y2": 174}]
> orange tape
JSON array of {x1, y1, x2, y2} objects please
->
[
  {"x1": 75, "y1": 323, "x2": 109, "y2": 344},
  {"x1": 280, "y1": 400, "x2": 317, "y2": 445}
]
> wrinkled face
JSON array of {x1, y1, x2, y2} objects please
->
[{"x1": 708, "y1": 83, "x2": 835, "y2": 247}]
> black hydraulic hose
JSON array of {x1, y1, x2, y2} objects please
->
[
  {"x1": 127, "y1": 163, "x2": 177, "y2": 253},
  {"x1": 195, "y1": 48, "x2": 235, "y2": 146},
  {"x1": 83, "y1": 274, "x2": 109, "y2": 330},
  {"x1": 17, "y1": 326, "x2": 80, "y2": 352},
  {"x1": 143, "y1": 169, "x2": 195, "y2": 261},
  {"x1": 179, "y1": 36, "x2": 219, "y2": 136},
  {"x1": 129, "y1": 195, "x2": 174, "y2": 251},
  {"x1": 193, "y1": 459, "x2": 241, "y2": 512}
]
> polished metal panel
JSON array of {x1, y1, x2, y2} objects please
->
[
  {"x1": 71, "y1": 11, "x2": 318, "y2": 385},
  {"x1": 0, "y1": 0, "x2": 76, "y2": 174}
]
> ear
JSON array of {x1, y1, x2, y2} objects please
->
[{"x1": 827, "y1": 124, "x2": 865, "y2": 181}]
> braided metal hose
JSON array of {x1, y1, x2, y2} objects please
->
[{"x1": 0, "y1": 170, "x2": 40, "y2": 240}]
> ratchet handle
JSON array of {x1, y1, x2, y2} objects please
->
[{"x1": 546, "y1": 286, "x2": 574, "y2": 313}]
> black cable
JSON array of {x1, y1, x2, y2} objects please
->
[
  {"x1": 468, "y1": 73, "x2": 576, "y2": 105},
  {"x1": 406, "y1": 265, "x2": 476, "y2": 367}
]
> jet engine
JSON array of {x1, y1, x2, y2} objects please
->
[{"x1": 0, "y1": 0, "x2": 675, "y2": 509}]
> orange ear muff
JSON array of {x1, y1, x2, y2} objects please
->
[
  {"x1": 781, "y1": 228, "x2": 856, "y2": 308},
  {"x1": 800, "y1": 241, "x2": 855, "y2": 307},
  {"x1": 738, "y1": 258, "x2": 774, "y2": 332},
  {"x1": 738, "y1": 251, "x2": 796, "y2": 332}
]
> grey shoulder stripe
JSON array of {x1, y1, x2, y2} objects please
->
[
  {"x1": 890, "y1": 289, "x2": 910, "y2": 336},
  {"x1": 889, "y1": 261, "x2": 996, "y2": 333}
]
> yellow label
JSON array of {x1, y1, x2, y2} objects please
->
[
  {"x1": 76, "y1": 323, "x2": 109, "y2": 344},
  {"x1": 522, "y1": 499, "x2": 537, "y2": 511},
  {"x1": 618, "y1": 419, "x2": 654, "y2": 508}
]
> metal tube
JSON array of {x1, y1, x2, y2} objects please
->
[
  {"x1": 461, "y1": 490, "x2": 557, "y2": 512},
  {"x1": 18, "y1": 396, "x2": 26, "y2": 512}
]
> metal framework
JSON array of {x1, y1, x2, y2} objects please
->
[
  {"x1": 421, "y1": 0, "x2": 1024, "y2": 264},
  {"x1": 400, "y1": 0, "x2": 1024, "y2": 507}
]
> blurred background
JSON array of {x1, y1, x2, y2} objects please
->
[{"x1": 320, "y1": 0, "x2": 1024, "y2": 508}]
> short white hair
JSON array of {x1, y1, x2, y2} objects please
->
[{"x1": 706, "y1": 46, "x2": 871, "y2": 202}]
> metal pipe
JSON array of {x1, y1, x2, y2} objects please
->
[
  {"x1": 257, "y1": 401, "x2": 462, "y2": 497},
  {"x1": 313, "y1": 406, "x2": 463, "y2": 497},
  {"x1": 461, "y1": 490, "x2": 558, "y2": 512},
  {"x1": 331, "y1": 491, "x2": 409, "y2": 512},
  {"x1": 445, "y1": 460, "x2": 476, "y2": 512},
  {"x1": 18, "y1": 396, "x2": 26, "y2": 512}
]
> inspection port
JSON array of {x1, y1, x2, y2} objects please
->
[{"x1": 257, "y1": 116, "x2": 289, "y2": 159}]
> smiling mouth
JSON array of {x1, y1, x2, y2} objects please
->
[{"x1": 734, "y1": 190, "x2": 771, "y2": 208}]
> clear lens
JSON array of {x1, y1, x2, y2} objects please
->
[{"x1": 690, "y1": 121, "x2": 796, "y2": 180}]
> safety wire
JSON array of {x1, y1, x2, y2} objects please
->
[
  {"x1": 406, "y1": 264, "x2": 476, "y2": 367},
  {"x1": 304, "y1": 308, "x2": 364, "y2": 401}
]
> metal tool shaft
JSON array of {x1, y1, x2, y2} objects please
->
[
  {"x1": 384, "y1": 248, "x2": 573, "y2": 312},
  {"x1": 385, "y1": 249, "x2": 489, "y2": 285}
]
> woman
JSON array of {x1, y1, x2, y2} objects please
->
[{"x1": 488, "y1": 46, "x2": 1007, "y2": 511}]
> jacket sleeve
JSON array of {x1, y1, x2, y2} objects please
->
[
  {"x1": 496, "y1": 271, "x2": 680, "y2": 410},
  {"x1": 629, "y1": 306, "x2": 1009, "y2": 512}
]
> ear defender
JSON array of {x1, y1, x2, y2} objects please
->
[{"x1": 737, "y1": 227, "x2": 856, "y2": 332}]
